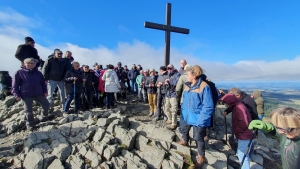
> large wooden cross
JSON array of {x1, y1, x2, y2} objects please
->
[{"x1": 144, "y1": 3, "x2": 190, "y2": 66}]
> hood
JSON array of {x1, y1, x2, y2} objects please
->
[
  {"x1": 221, "y1": 93, "x2": 240, "y2": 107},
  {"x1": 253, "y1": 90, "x2": 262, "y2": 99}
]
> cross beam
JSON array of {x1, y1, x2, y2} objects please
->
[{"x1": 144, "y1": 3, "x2": 190, "y2": 66}]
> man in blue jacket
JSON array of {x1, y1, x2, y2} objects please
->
[
  {"x1": 164, "y1": 64, "x2": 181, "y2": 130},
  {"x1": 127, "y1": 64, "x2": 139, "y2": 95}
]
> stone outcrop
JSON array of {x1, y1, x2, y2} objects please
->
[{"x1": 0, "y1": 98, "x2": 281, "y2": 169}]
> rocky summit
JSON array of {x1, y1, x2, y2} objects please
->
[{"x1": 0, "y1": 95, "x2": 282, "y2": 169}]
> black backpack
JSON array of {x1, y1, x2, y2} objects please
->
[{"x1": 203, "y1": 80, "x2": 220, "y2": 107}]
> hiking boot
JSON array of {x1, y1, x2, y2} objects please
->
[
  {"x1": 168, "y1": 125, "x2": 177, "y2": 130},
  {"x1": 148, "y1": 112, "x2": 154, "y2": 117},
  {"x1": 166, "y1": 121, "x2": 172, "y2": 125},
  {"x1": 195, "y1": 155, "x2": 206, "y2": 168},
  {"x1": 176, "y1": 140, "x2": 187, "y2": 146}
]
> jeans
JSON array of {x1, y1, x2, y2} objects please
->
[
  {"x1": 138, "y1": 87, "x2": 147, "y2": 101},
  {"x1": 258, "y1": 114, "x2": 264, "y2": 121},
  {"x1": 22, "y1": 96, "x2": 49, "y2": 126},
  {"x1": 237, "y1": 139, "x2": 253, "y2": 169},
  {"x1": 47, "y1": 80, "x2": 65, "y2": 107},
  {"x1": 130, "y1": 79, "x2": 138, "y2": 94},
  {"x1": 106, "y1": 92, "x2": 114, "y2": 107},
  {"x1": 64, "y1": 93, "x2": 81, "y2": 112}
]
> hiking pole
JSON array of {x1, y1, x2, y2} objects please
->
[
  {"x1": 224, "y1": 115, "x2": 228, "y2": 144},
  {"x1": 240, "y1": 129, "x2": 257, "y2": 168},
  {"x1": 73, "y1": 80, "x2": 76, "y2": 115}
]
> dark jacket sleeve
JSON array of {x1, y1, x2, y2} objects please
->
[
  {"x1": 39, "y1": 72, "x2": 47, "y2": 94},
  {"x1": 11, "y1": 71, "x2": 21, "y2": 98},
  {"x1": 15, "y1": 45, "x2": 25, "y2": 62},
  {"x1": 42, "y1": 57, "x2": 51, "y2": 80}
]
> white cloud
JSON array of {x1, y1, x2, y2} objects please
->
[{"x1": 1, "y1": 8, "x2": 300, "y2": 81}]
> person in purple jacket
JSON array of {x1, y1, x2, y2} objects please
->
[{"x1": 12, "y1": 58, "x2": 49, "y2": 131}]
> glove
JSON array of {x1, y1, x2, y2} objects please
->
[{"x1": 248, "y1": 120, "x2": 274, "y2": 132}]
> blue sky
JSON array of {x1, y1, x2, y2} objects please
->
[{"x1": 1, "y1": 1, "x2": 300, "y2": 81}]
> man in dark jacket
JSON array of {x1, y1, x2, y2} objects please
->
[
  {"x1": 122, "y1": 65, "x2": 130, "y2": 93},
  {"x1": 222, "y1": 87, "x2": 258, "y2": 120},
  {"x1": 42, "y1": 49, "x2": 71, "y2": 108},
  {"x1": 128, "y1": 64, "x2": 139, "y2": 95},
  {"x1": 15, "y1": 36, "x2": 40, "y2": 67},
  {"x1": 154, "y1": 66, "x2": 169, "y2": 121},
  {"x1": 82, "y1": 65, "x2": 98, "y2": 110}
]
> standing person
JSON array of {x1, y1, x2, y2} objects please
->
[
  {"x1": 154, "y1": 66, "x2": 168, "y2": 121},
  {"x1": 15, "y1": 36, "x2": 40, "y2": 67},
  {"x1": 176, "y1": 64, "x2": 192, "y2": 133},
  {"x1": 97, "y1": 69, "x2": 106, "y2": 108},
  {"x1": 122, "y1": 65, "x2": 131, "y2": 93},
  {"x1": 82, "y1": 65, "x2": 98, "y2": 110},
  {"x1": 11, "y1": 58, "x2": 49, "y2": 130},
  {"x1": 145, "y1": 69, "x2": 157, "y2": 116},
  {"x1": 248, "y1": 107, "x2": 300, "y2": 169},
  {"x1": 164, "y1": 64, "x2": 181, "y2": 130},
  {"x1": 178, "y1": 59, "x2": 187, "y2": 75},
  {"x1": 128, "y1": 64, "x2": 139, "y2": 95},
  {"x1": 63, "y1": 61, "x2": 84, "y2": 116},
  {"x1": 65, "y1": 51, "x2": 74, "y2": 63},
  {"x1": 178, "y1": 65, "x2": 214, "y2": 168},
  {"x1": 221, "y1": 93, "x2": 253, "y2": 169},
  {"x1": 136, "y1": 70, "x2": 146, "y2": 102},
  {"x1": 143, "y1": 69, "x2": 149, "y2": 102},
  {"x1": 102, "y1": 64, "x2": 121, "y2": 109},
  {"x1": 252, "y1": 90, "x2": 264, "y2": 121},
  {"x1": 42, "y1": 49, "x2": 71, "y2": 109}
]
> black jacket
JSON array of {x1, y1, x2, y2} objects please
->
[
  {"x1": 83, "y1": 70, "x2": 98, "y2": 91},
  {"x1": 65, "y1": 67, "x2": 84, "y2": 94},
  {"x1": 15, "y1": 44, "x2": 40, "y2": 67},
  {"x1": 145, "y1": 76, "x2": 158, "y2": 94},
  {"x1": 225, "y1": 92, "x2": 258, "y2": 120},
  {"x1": 42, "y1": 57, "x2": 71, "y2": 81}
]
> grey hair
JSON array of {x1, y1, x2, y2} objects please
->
[
  {"x1": 229, "y1": 87, "x2": 242, "y2": 96},
  {"x1": 24, "y1": 58, "x2": 38, "y2": 64},
  {"x1": 72, "y1": 61, "x2": 80, "y2": 66}
]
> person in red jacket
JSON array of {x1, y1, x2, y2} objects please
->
[
  {"x1": 97, "y1": 69, "x2": 106, "y2": 108},
  {"x1": 221, "y1": 93, "x2": 253, "y2": 169}
]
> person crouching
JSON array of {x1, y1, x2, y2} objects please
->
[{"x1": 12, "y1": 58, "x2": 49, "y2": 131}]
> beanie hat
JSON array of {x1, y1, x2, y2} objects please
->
[{"x1": 25, "y1": 36, "x2": 34, "y2": 43}]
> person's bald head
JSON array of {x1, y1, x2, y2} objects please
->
[{"x1": 180, "y1": 59, "x2": 187, "y2": 68}]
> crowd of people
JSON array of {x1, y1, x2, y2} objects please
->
[{"x1": 9, "y1": 36, "x2": 300, "y2": 169}]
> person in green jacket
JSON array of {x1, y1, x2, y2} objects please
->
[
  {"x1": 136, "y1": 70, "x2": 146, "y2": 102},
  {"x1": 248, "y1": 107, "x2": 300, "y2": 169}
]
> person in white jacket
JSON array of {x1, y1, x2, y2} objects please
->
[{"x1": 102, "y1": 64, "x2": 121, "y2": 109}]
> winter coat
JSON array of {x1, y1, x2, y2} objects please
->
[
  {"x1": 102, "y1": 69, "x2": 121, "y2": 93},
  {"x1": 279, "y1": 134, "x2": 300, "y2": 169},
  {"x1": 120, "y1": 68, "x2": 128, "y2": 82},
  {"x1": 225, "y1": 91, "x2": 258, "y2": 120},
  {"x1": 178, "y1": 67, "x2": 184, "y2": 75},
  {"x1": 15, "y1": 44, "x2": 40, "y2": 67},
  {"x1": 165, "y1": 71, "x2": 181, "y2": 98},
  {"x1": 64, "y1": 67, "x2": 84, "y2": 94},
  {"x1": 83, "y1": 70, "x2": 98, "y2": 91},
  {"x1": 176, "y1": 72, "x2": 188, "y2": 104},
  {"x1": 128, "y1": 69, "x2": 139, "y2": 80},
  {"x1": 145, "y1": 76, "x2": 157, "y2": 94},
  {"x1": 221, "y1": 93, "x2": 253, "y2": 140},
  {"x1": 42, "y1": 56, "x2": 71, "y2": 81},
  {"x1": 97, "y1": 70, "x2": 105, "y2": 94},
  {"x1": 136, "y1": 75, "x2": 144, "y2": 88},
  {"x1": 253, "y1": 90, "x2": 264, "y2": 115},
  {"x1": 12, "y1": 67, "x2": 47, "y2": 98},
  {"x1": 181, "y1": 78, "x2": 214, "y2": 127},
  {"x1": 155, "y1": 71, "x2": 169, "y2": 95}
]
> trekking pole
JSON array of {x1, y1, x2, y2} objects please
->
[
  {"x1": 224, "y1": 115, "x2": 228, "y2": 144},
  {"x1": 240, "y1": 129, "x2": 257, "y2": 168},
  {"x1": 73, "y1": 80, "x2": 76, "y2": 114}
]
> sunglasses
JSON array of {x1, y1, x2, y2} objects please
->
[
  {"x1": 275, "y1": 126, "x2": 295, "y2": 133},
  {"x1": 167, "y1": 67, "x2": 173, "y2": 70}
]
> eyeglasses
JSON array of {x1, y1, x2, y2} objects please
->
[
  {"x1": 275, "y1": 126, "x2": 295, "y2": 133},
  {"x1": 167, "y1": 67, "x2": 173, "y2": 70}
]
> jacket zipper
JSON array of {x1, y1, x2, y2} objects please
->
[{"x1": 285, "y1": 142, "x2": 295, "y2": 169}]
